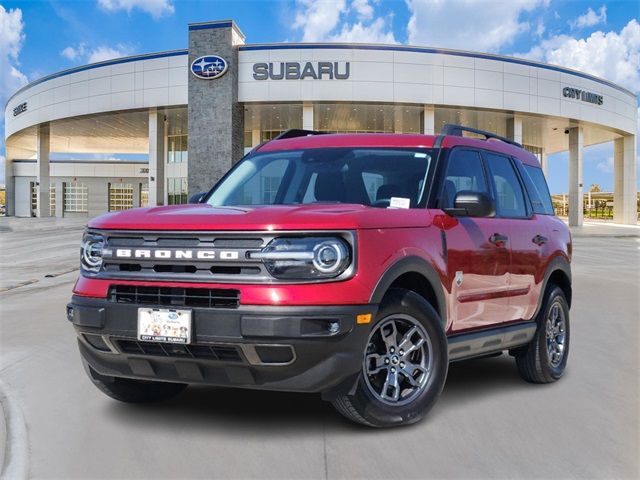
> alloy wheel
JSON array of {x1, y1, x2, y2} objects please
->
[{"x1": 363, "y1": 314, "x2": 433, "y2": 406}]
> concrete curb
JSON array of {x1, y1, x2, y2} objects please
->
[{"x1": 0, "y1": 382, "x2": 28, "y2": 480}]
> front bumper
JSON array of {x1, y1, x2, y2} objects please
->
[{"x1": 68, "y1": 295, "x2": 377, "y2": 395}]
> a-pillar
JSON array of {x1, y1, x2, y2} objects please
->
[
  {"x1": 423, "y1": 105, "x2": 435, "y2": 135},
  {"x1": 507, "y1": 114, "x2": 523, "y2": 145},
  {"x1": 148, "y1": 108, "x2": 166, "y2": 207},
  {"x1": 36, "y1": 123, "x2": 51, "y2": 218},
  {"x1": 613, "y1": 134, "x2": 637, "y2": 224},
  {"x1": 303, "y1": 102, "x2": 314, "y2": 130},
  {"x1": 568, "y1": 127, "x2": 584, "y2": 226}
]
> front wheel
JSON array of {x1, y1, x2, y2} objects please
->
[
  {"x1": 514, "y1": 284, "x2": 570, "y2": 383},
  {"x1": 332, "y1": 289, "x2": 448, "y2": 427}
]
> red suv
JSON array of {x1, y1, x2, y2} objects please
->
[{"x1": 68, "y1": 125, "x2": 571, "y2": 427}]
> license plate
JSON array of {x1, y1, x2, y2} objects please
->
[{"x1": 137, "y1": 308, "x2": 192, "y2": 344}]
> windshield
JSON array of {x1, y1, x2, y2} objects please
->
[{"x1": 206, "y1": 147, "x2": 435, "y2": 208}]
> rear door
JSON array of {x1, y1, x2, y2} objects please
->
[
  {"x1": 437, "y1": 148, "x2": 512, "y2": 332},
  {"x1": 482, "y1": 152, "x2": 542, "y2": 322}
]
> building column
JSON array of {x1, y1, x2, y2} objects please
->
[
  {"x1": 4, "y1": 149, "x2": 15, "y2": 216},
  {"x1": 132, "y1": 182, "x2": 141, "y2": 208},
  {"x1": 423, "y1": 105, "x2": 435, "y2": 135},
  {"x1": 36, "y1": 123, "x2": 51, "y2": 218},
  {"x1": 540, "y1": 151, "x2": 548, "y2": 176},
  {"x1": 54, "y1": 179, "x2": 64, "y2": 217},
  {"x1": 148, "y1": 108, "x2": 165, "y2": 207},
  {"x1": 302, "y1": 102, "x2": 314, "y2": 131},
  {"x1": 251, "y1": 129, "x2": 261, "y2": 148},
  {"x1": 568, "y1": 127, "x2": 584, "y2": 227},
  {"x1": 613, "y1": 134, "x2": 637, "y2": 225},
  {"x1": 507, "y1": 114, "x2": 523, "y2": 145}
]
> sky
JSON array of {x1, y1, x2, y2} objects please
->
[{"x1": 0, "y1": 0, "x2": 639, "y2": 193}]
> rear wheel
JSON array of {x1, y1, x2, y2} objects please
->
[
  {"x1": 83, "y1": 361, "x2": 187, "y2": 403},
  {"x1": 514, "y1": 284, "x2": 570, "y2": 383},
  {"x1": 332, "y1": 289, "x2": 448, "y2": 427}
]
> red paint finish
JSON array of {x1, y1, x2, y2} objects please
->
[{"x1": 75, "y1": 132, "x2": 571, "y2": 336}]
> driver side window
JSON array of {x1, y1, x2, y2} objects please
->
[{"x1": 439, "y1": 149, "x2": 488, "y2": 209}]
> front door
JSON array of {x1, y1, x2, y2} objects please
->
[{"x1": 437, "y1": 148, "x2": 512, "y2": 332}]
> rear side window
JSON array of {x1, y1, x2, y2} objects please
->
[
  {"x1": 521, "y1": 164, "x2": 555, "y2": 215},
  {"x1": 484, "y1": 152, "x2": 528, "y2": 218},
  {"x1": 439, "y1": 149, "x2": 488, "y2": 209}
]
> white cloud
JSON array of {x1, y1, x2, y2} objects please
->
[
  {"x1": 330, "y1": 17, "x2": 397, "y2": 43},
  {"x1": 87, "y1": 44, "x2": 134, "y2": 63},
  {"x1": 97, "y1": 0, "x2": 174, "y2": 19},
  {"x1": 406, "y1": 0, "x2": 544, "y2": 52},
  {"x1": 292, "y1": 0, "x2": 395, "y2": 43},
  {"x1": 597, "y1": 156, "x2": 613, "y2": 173},
  {"x1": 570, "y1": 5, "x2": 606, "y2": 30},
  {"x1": 519, "y1": 19, "x2": 640, "y2": 93},
  {"x1": 61, "y1": 43, "x2": 86, "y2": 60},
  {"x1": 293, "y1": 0, "x2": 348, "y2": 42},
  {"x1": 352, "y1": 0, "x2": 374, "y2": 21},
  {"x1": 60, "y1": 43, "x2": 134, "y2": 64},
  {"x1": 0, "y1": 5, "x2": 28, "y2": 101}
]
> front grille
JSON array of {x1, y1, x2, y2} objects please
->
[
  {"x1": 96, "y1": 231, "x2": 271, "y2": 283},
  {"x1": 108, "y1": 285, "x2": 240, "y2": 309},
  {"x1": 116, "y1": 339, "x2": 243, "y2": 362}
]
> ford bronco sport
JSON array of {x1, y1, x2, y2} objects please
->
[{"x1": 68, "y1": 125, "x2": 571, "y2": 427}]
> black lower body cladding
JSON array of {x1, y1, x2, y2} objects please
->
[{"x1": 68, "y1": 295, "x2": 377, "y2": 394}]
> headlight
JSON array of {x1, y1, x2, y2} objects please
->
[
  {"x1": 81, "y1": 232, "x2": 106, "y2": 273},
  {"x1": 250, "y1": 236, "x2": 352, "y2": 280}
]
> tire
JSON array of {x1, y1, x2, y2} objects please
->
[
  {"x1": 83, "y1": 361, "x2": 187, "y2": 403},
  {"x1": 514, "y1": 284, "x2": 570, "y2": 383},
  {"x1": 332, "y1": 288, "x2": 448, "y2": 427}
]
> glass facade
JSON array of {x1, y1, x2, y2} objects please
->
[
  {"x1": 64, "y1": 182, "x2": 88, "y2": 213},
  {"x1": 315, "y1": 103, "x2": 423, "y2": 133},
  {"x1": 30, "y1": 182, "x2": 56, "y2": 216},
  {"x1": 168, "y1": 134, "x2": 188, "y2": 163},
  {"x1": 140, "y1": 183, "x2": 149, "y2": 207},
  {"x1": 167, "y1": 177, "x2": 188, "y2": 205},
  {"x1": 108, "y1": 183, "x2": 134, "y2": 211}
]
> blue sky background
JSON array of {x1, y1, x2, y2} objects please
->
[{"x1": 1, "y1": 0, "x2": 638, "y2": 193}]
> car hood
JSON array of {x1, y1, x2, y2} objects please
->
[{"x1": 88, "y1": 203, "x2": 431, "y2": 231}]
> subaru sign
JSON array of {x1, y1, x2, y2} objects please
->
[{"x1": 190, "y1": 55, "x2": 228, "y2": 80}]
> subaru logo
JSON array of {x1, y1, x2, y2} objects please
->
[
  {"x1": 190, "y1": 55, "x2": 228, "y2": 80},
  {"x1": 168, "y1": 312, "x2": 179, "y2": 320}
]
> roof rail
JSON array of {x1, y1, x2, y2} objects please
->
[
  {"x1": 272, "y1": 129, "x2": 328, "y2": 140},
  {"x1": 442, "y1": 124, "x2": 522, "y2": 148}
]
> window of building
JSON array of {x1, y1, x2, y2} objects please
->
[
  {"x1": 167, "y1": 177, "x2": 188, "y2": 205},
  {"x1": 484, "y1": 153, "x2": 527, "y2": 218},
  {"x1": 315, "y1": 103, "x2": 423, "y2": 133},
  {"x1": 439, "y1": 149, "x2": 488, "y2": 209},
  {"x1": 168, "y1": 135, "x2": 188, "y2": 163},
  {"x1": 50, "y1": 185, "x2": 56, "y2": 217},
  {"x1": 31, "y1": 182, "x2": 56, "y2": 216},
  {"x1": 109, "y1": 183, "x2": 134, "y2": 211},
  {"x1": 64, "y1": 182, "x2": 88, "y2": 213},
  {"x1": 140, "y1": 183, "x2": 149, "y2": 207}
]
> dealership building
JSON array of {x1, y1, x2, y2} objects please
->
[{"x1": 3, "y1": 19, "x2": 637, "y2": 225}]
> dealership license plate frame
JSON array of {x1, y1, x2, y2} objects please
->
[{"x1": 137, "y1": 308, "x2": 192, "y2": 344}]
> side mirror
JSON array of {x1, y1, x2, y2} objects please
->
[
  {"x1": 444, "y1": 191, "x2": 495, "y2": 217},
  {"x1": 188, "y1": 192, "x2": 206, "y2": 204}
]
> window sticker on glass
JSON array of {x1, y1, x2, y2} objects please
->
[
  {"x1": 389, "y1": 197, "x2": 411, "y2": 209},
  {"x1": 414, "y1": 152, "x2": 428, "y2": 158}
]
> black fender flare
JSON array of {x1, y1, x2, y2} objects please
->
[
  {"x1": 531, "y1": 255, "x2": 572, "y2": 320},
  {"x1": 369, "y1": 255, "x2": 447, "y2": 326}
]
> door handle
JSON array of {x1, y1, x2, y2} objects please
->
[
  {"x1": 489, "y1": 233, "x2": 508, "y2": 246},
  {"x1": 532, "y1": 234, "x2": 548, "y2": 246}
]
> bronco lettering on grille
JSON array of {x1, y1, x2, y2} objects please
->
[{"x1": 111, "y1": 249, "x2": 240, "y2": 260}]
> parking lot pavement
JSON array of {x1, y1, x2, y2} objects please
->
[{"x1": 0, "y1": 221, "x2": 638, "y2": 479}]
